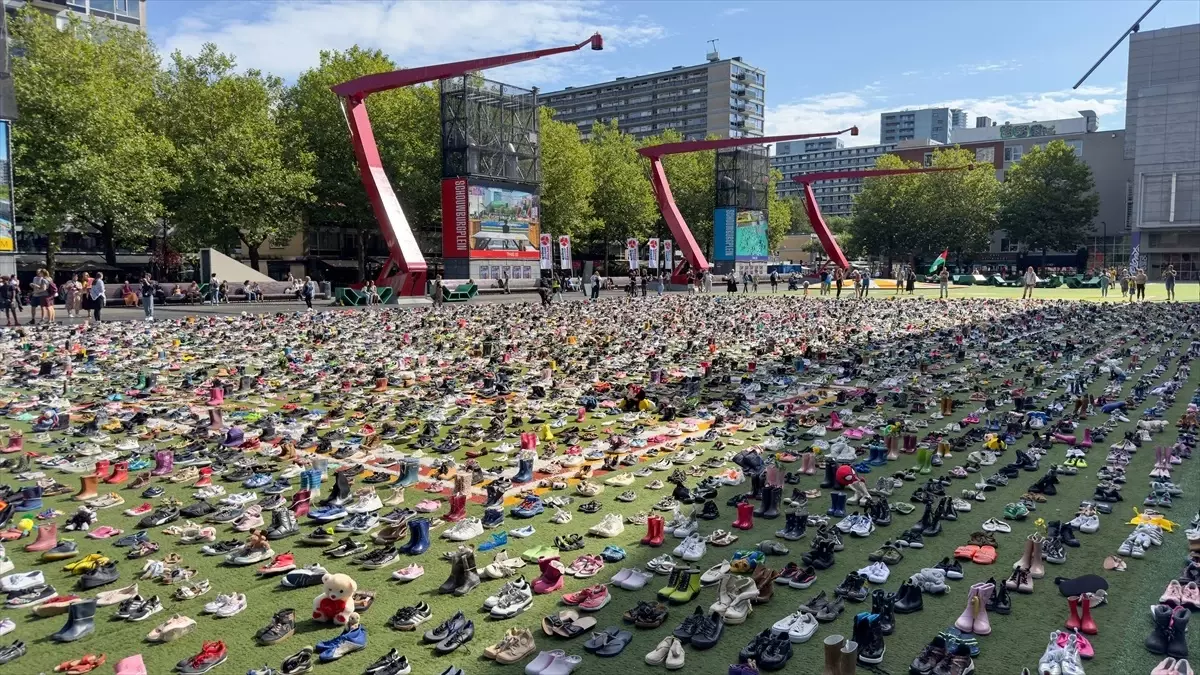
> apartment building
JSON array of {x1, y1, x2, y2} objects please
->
[{"x1": 771, "y1": 139, "x2": 897, "y2": 218}]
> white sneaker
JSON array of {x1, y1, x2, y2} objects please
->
[
  {"x1": 214, "y1": 592, "x2": 247, "y2": 618},
  {"x1": 588, "y1": 514, "x2": 624, "y2": 538},
  {"x1": 551, "y1": 508, "x2": 573, "y2": 524},
  {"x1": 203, "y1": 593, "x2": 237, "y2": 614},
  {"x1": 672, "y1": 518, "x2": 698, "y2": 538},
  {"x1": 192, "y1": 485, "x2": 226, "y2": 500},
  {"x1": 858, "y1": 561, "x2": 890, "y2": 584},
  {"x1": 345, "y1": 489, "x2": 383, "y2": 514},
  {"x1": 0, "y1": 571, "x2": 44, "y2": 592},
  {"x1": 443, "y1": 517, "x2": 484, "y2": 542}
]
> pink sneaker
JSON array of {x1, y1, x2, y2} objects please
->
[
  {"x1": 1056, "y1": 630, "x2": 1094, "y2": 659},
  {"x1": 87, "y1": 526, "x2": 123, "y2": 539},
  {"x1": 1183, "y1": 581, "x2": 1200, "y2": 609},
  {"x1": 1161, "y1": 580, "x2": 1185, "y2": 605},
  {"x1": 578, "y1": 584, "x2": 610, "y2": 611},
  {"x1": 124, "y1": 503, "x2": 153, "y2": 517},
  {"x1": 114, "y1": 654, "x2": 148, "y2": 675}
]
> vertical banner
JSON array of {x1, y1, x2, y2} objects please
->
[
  {"x1": 1128, "y1": 230, "x2": 1141, "y2": 275},
  {"x1": 713, "y1": 207, "x2": 737, "y2": 261},
  {"x1": 558, "y1": 235, "x2": 572, "y2": 271},
  {"x1": 647, "y1": 238, "x2": 659, "y2": 270},
  {"x1": 626, "y1": 238, "x2": 639, "y2": 270},
  {"x1": 539, "y1": 233, "x2": 553, "y2": 270},
  {"x1": 663, "y1": 240, "x2": 673, "y2": 270},
  {"x1": 440, "y1": 177, "x2": 469, "y2": 258}
]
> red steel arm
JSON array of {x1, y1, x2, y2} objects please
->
[
  {"x1": 794, "y1": 166, "x2": 966, "y2": 270},
  {"x1": 333, "y1": 34, "x2": 604, "y2": 296},
  {"x1": 637, "y1": 128, "x2": 857, "y2": 276}
]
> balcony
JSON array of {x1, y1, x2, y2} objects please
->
[
  {"x1": 731, "y1": 102, "x2": 746, "y2": 112},
  {"x1": 734, "y1": 72, "x2": 746, "y2": 81},
  {"x1": 731, "y1": 120, "x2": 746, "y2": 128},
  {"x1": 731, "y1": 87, "x2": 747, "y2": 97}
]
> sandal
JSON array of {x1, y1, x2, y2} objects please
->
[
  {"x1": 554, "y1": 615, "x2": 597, "y2": 638},
  {"x1": 981, "y1": 518, "x2": 1011, "y2": 533},
  {"x1": 543, "y1": 610, "x2": 579, "y2": 636}
]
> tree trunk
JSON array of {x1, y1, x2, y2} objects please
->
[
  {"x1": 98, "y1": 219, "x2": 117, "y2": 266},
  {"x1": 356, "y1": 230, "x2": 367, "y2": 282},
  {"x1": 242, "y1": 236, "x2": 261, "y2": 273},
  {"x1": 44, "y1": 231, "x2": 61, "y2": 277}
]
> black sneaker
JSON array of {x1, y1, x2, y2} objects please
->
[
  {"x1": 181, "y1": 501, "x2": 215, "y2": 519},
  {"x1": 114, "y1": 594, "x2": 145, "y2": 619},
  {"x1": 280, "y1": 564, "x2": 329, "y2": 589},
  {"x1": 141, "y1": 486, "x2": 165, "y2": 499},
  {"x1": 388, "y1": 602, "x2": 432, "y2": 630},
  {"x1": 301, "y1": 527, "x2": 335, "y2": 545},
  {"x1": 324, "y1": 537, "x2": 366, "y2": 558},
  {"x1": 358, "y1": 547, "x2": 399, "y2": 570},
  {"x1": 256, "y1": 608, "x2": 296, "y2": 645},
  {"x1": 79, "y1": 561, "x2": 120, "y2": 590},
  {"x1": 5, "y1": 584, "x2": 55, "y2": 608},
  {"x1": 578, "y1": 501, "x2": 601, "y2": 514},
  {"x1": 206, "y1": 506, "x2": 244, "y2": 524},
  {"x1": 0, "y1": 640, "x2": 26, "y2": 665},
  {"x1": 200, "y1": 540, "x2": 243, "y2": 556},
  {"x1": 127, "y1": 595, "x2": 163, "y2": 621},
  {"x1": 365, "y1": 648, "x2": 409, "y2": 675}
]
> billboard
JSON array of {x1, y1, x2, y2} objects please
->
[
  {"x1": 736, "y1": 209, "x2": 768, "y2": 261},
  {"x1": 714, "y1": 207, "x2": 737, "y2": 261},
  {"x1": 0, "y1": 122, "x2": 13, "y2": 253},
  {"x1": 441, "y1": 179, "x2": 540, "y2": 260}
]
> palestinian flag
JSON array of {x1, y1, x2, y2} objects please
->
[{"x1": 929, "y1": 250, "x2": 948, "y2": 274}]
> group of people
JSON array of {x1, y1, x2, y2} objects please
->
[
  {"x1": 1094, "y1": 266, "x2": 1178, "y2": 302},
  {"x1": 0, "y1": 269, "x2": 109, "y2": 326}
]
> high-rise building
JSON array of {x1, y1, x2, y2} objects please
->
[
  {"x1": 3, "y1": 0, "x2": 146, "y2": 30},
  {"x1": 879, "y1": 107, "x2": 966, "y2": 144},
  {"x1": 541, "y1": 51, "x2": 765, "y2": 142},
  {"x1": 771, "y1": 140, "x2": 897, "y2": 218},
  {"x1": 1125, "y1": 23, "x2": 1200, "y2": 279}
]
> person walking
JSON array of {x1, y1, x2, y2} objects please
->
[
  {"x1": 742, "y1": 270, "x2": 752, "y2": 294},
  {"x1": 834, "y1": 268, "x2": 844, "y2": 299},
  {"x1": 1022, "y1": 266, "x2": 1038, "y2": 300},
  {"x1": 501, "y1": 268, "x2": 511, "y2": 294},
  {"x1": 938, "y1": 267, "x2": 950, "y2": 299},
  {"x1": 88, "y1": 272, "x2": 106, "y2": 322},
  {"x1": 140, "y1": 274, "x2": 156, "y2": 320},
  {"x1": 703, "y1": 270, "x2": 713, "y2": 293},
  {"x1": 655, "y1": 274, "x2": 663, "y2": 297},
  {"x1": 301, "y1": 276, "x2": 316, "y2": 310},
  {"x1": 894, "y1": 266, "x2": 904, "y2": 296},
  {"x1": 769, "y1": 270, "x2": 778, "y2": 293},
  {"x1": 1163, "y1": 264, "x2": 1177, "y2": 302},
  {"x1": 1135, "y1": 267, "x2": 1147, "y2": 301},
  {"x1": 905, "y1": 267, "x2": 917, "y2": 295},
  {"x1": 1119, "y1": 269, "x2": 1130, "y2": 298},
  {"x1": 1099, "y1": 269, "x2": 1110, "y2": 298},
  {"x1": 552, "y1": 275, "x2": 563, "y2": 302}
]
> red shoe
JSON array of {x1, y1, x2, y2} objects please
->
[
  {"x1": 104, "y1": 462, "x2": 128, "y2": 484},
  {"x1": 561, "y1": 585, "x2": 595, "y2": 606},
  {"x1": 193, "y1": 467, "x2": 212, "y2": 488},
  {"x1": 578, "y1": 584, "x2": 610, "y2": 611},
  {"x1": 257, "y1": 552, "x2": 296, "y2": 576},
  {"x1": 124, "y1": 502, "x2": 153, "y2": 517},
  {"x1": 180, "y1": 641, "x2": 226, "y2": 674}
]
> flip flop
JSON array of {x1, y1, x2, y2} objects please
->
[
  {"x1": 971, "y1": 545, "x2": 997, "y2": 565},
  {"x1": 583, "y1": 626, "x2": 621, "y2": 652},
  {"x1": 353, "y1": 590, "x2": 375, "y2": 612},
  {"x1": 596, "y1": 629, "x2": 633, "y2": 657},
  {"x1": 554, "y1": 615, "x2": 597, "y2": 638}
]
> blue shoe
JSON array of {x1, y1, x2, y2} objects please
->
[
  {"x1": 601, "y1": 545, "x2": 626, "y2": 562},
  {"x1": 510, "y1": 495, "x2": 544, "y2": 518},
  {"x1": 243, "y1": 473, "x2": 272, "y2": 489},
  {"x1": 114, "y1": 530, "x2": 149, "y2": 547},
  {"x1": 128, "y1": 458, "x2": 151, "y2": 471},
  {"x1": 316, "y1": 624, "x2": 367, "y2": 662},
  {"x1": 509, "y1": 525, "x2": 536, "y2": 538},
  {"x1": 852, "y1": 461, "x2": 872, "y2": 474},
  {"x1": 263, "y1": 478, "x2": 291, "y2": 495},
  {"x1": 478, "y1": 531, "x2": 508, "y2": 552},
  {"x1": 309, "y1": 505, "x2": 347, "y2": 522},
  {"x1": 481, "y1": 507, "x2": 504, "y2": 529}
]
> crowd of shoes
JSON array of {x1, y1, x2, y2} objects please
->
[{"x1": 0, "y1": 296, "x2": 1193, "y2": 675}]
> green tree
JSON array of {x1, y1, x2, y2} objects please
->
[
  {"x1": 920, "y1": 147, "x2": 1000, "y2": 259},
  {"x1": 998, "y1": 139, "x2": 1099, "y2": 258},
  {"x1": 155, "y1": 44, "x2": 315, "y2": 271},
  {"x1": 781, "y1": 195, "x2": 812, "y2": 234},
  {"x1": 847, "y1": 154, "x2": 923, "y2": 268},
  {"x1": 766, "y1": 169, "x2": 790, "y2": 253},
  {"x1": 10, "y1": 6, "x2": 174, "y2": 267},
  {"x1": 538, "y1": 107, "x2": 596, "y2": 240},
  {"x1": 640, "y1": 129, "x2": 714, "y2": 259},
  {"x1": 588, "y1": 120, "x2": 656, "y2": 268},
  {"x1": 281, "y1": 47, "x2": 440, "y2": 280}
]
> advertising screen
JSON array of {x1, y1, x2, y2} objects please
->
[
  {"x1": 736, "y1": 209, "x2": 768, "y2": 261},
  {"x1": 468, "y1": 183, "x2": 539, "y2": 259},
  {"x1": 0, "y1": 122, "x2": 13, "y2": 253}
]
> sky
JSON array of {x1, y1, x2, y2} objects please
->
[{"x1": 148, "y1": 0, "x2": 1200, "y2": 147}]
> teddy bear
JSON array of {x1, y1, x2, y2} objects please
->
[{"x1": 312, "y1": 572, "x2": 357, "y2": 624}]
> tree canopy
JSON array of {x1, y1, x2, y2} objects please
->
[{"x1": 998, "y1": 139, "x2": 1099, "y2": 255}]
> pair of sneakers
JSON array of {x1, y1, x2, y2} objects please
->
[
  {"x1": 672, "y1": 534, "x2": 706, "y2": 562},
  {"x1": 835, "y1": 513, "x2": 874, "y2": 537}
]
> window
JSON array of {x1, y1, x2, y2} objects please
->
[
  {"x1": 628, "y1": 95, "x2": 651, "y2": 105},
  {"x1": 923, "y1": 153, "x2": 933, "y2": 167},
  {"x1": 629, "y1": 125, "x2": 652, "y2": 133},
  {"x1": 1004, "y1": 145, "x2": 1023, "y2": 163},
  {"x1": 1066, "y1": 140, "x2": 1083, "y2": 157}
]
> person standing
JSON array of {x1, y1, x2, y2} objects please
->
[
  {"x1": 1022, "y1": 266, "x2": 1038, "y2": 300},
  {"x1": 88, "y1": 272, "x2": 106, "y2": 322},
  {"x1": 769, "y1": 270, "x2": 778, "y2": 293},
  {"x1": 938, "y1": 267, "x2": 950, "y2": 299},
  {"x1": 432, "y1": 274, "x2": 444, "y2": 308},
  {"x1": 861, "y1": 268, "x2": 871, "y2": 298},
  {"x1": 894, "y1": 266, "x2": 903, "y2": 296},
  {"x1": 501, "y1": 268, "x2": 511, "y2": 294},
  {"x1": 1135, "y1": 267, "x2": 1148, "y2": 301},
  {"x1": 655, "y1": 274, "x2": 664, "y2": 297},
  {"x1": 1119, "y1": 269, "x2": 1129, "y2": 298},
  {"x1": 905, "y1": 267, "x2": 916, "y2": 295},
  {"x1": 208, "y1": 273, "x2": 221, "y2": 304},
  {"x1": 703, "y1": 270, "x2": 713, "y2": 293},
  {"x1": 0, "y1": 275, "x2": 16, "y2": 326},
  {"x1": 1099, "y1": 269, "x2": 1110, "y2": 298},
  {"x1": 62, "y1": 274, "x2": 82, "y2": 319},
  {"x1": 590, "y1": 271, "x2": 600, "y2": 301},
  {"x1": 301, "y1": 276, "x2": 316, "y2": 310},
  {"x1": 1163, "y1": 264, "x2": 1177, "y2": 302},
  {"x1": 141, "y1": 274, "x2": 156, "y2": 320},
  {"x1": 834, "y1": 268, "x2": 844, "y2": 299},
  {"x1": 28, "y1": 269, "x2": 50, "y2": 325}
]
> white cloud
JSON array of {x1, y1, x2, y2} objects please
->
[
  {"x1": 961, "y1": 60, "x2": 1021, "y2": 76},
  {"x1": 767, "y1": 84, "x2": 1127, "y2": 148},
  {"x1": 722, "y1": 7, "x2": 747, "y2": 15},
  {"x1": 157, "y1": 0, "x2": 664, "y2": 87}
]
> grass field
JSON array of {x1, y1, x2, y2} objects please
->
[
  {"x1": 0, "y1": 309, "x2": 1196, "y2": 675},
  {"x1": 747, "y1": 281, "x2": 1199, "y2": 303}
]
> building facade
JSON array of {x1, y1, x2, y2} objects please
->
[
  {"x1": 3, "y1": 0, "x2": 145, "y2": 30},
  {"x1": 879, "y1": 107, "x2": 966, "y2": 144},
  {"x1": 541, "y1": 52, "x2": 765, "y2": 142},
  {"x1": 1125, "y1": 23, "x2": 1200, "y2": 279},
  {"x1": 771, "y1": 139, "x2": 897, "y2": 218}
]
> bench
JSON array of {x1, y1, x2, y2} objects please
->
[
  {"x1": 991, "y1": 275, "x2": 1019, "y2": 287},
  {"x1": 951, "y1": 274, "x2": 975, "y2": 286},
  {"x1": 444, "y1": 283, "x2": 478, "y2": 302}
]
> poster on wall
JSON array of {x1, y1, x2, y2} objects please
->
[
  {"x1": 558, "y1": 235, "x2": 571, "y2": 271},
  {"x1": 0, "y1": 122, "x2": 13, "y2": 253},
  {"x1": 713, "y1": 207, "x2": 737, "y2": 261},
  {"x1": 1129, "y1": 231, "x2": 1141, "y2": 276},
  {"x1": 735, "y1": 210, "x2": 769, "y2": 261},
  {"x1": 539, "y1": 233, "x2": 552, "y2": 270},
  {"x1": 626, "y1": 238, "x2": 638, "y2": 270},
  {"x1": 663, "y1": 240, "x2": 673, "y2": 270},
  {"x1": 443, "y1": 179, "x2": 540, "y2": 259},
  {"x1": 647, "y1": 238, "x2": 659, "y2": 270}
]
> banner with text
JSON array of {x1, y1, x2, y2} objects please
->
[
  {"x1": 626, "y1": 238, "x2": 638, "y2": 270},
  {"x1": 539, "y1": 233, "x2": 553, "y2": 270},
  {"x1": 663, "y1": 240, "x2": 673, "y2": 270},
  {"x1": 648, "y1": 238, "x2": 659, "y2": 270},
  {"x1": 558, "y1": 235, "x2": 572, "y2": 271},
  {"x1": 713, "y1": 207, "x2": 737, "y2": 261}
]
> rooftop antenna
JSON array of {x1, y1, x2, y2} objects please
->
[
  {"x1": 706, "y1": 39, "x2": 720, "y2": 62},
  {"x1": 1074, "y1": 0, "x2": 1161, "y2": 89}
]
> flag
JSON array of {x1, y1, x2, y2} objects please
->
[{"x1": 929, "y1": 250, "x2": 948, "y2": 274}]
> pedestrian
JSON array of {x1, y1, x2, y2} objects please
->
[
  {"x1": 63, "y1": 274, "x2": 82, "y2": 318},
  {"x1": 704, "y1": 270, "x2": 713, "y2": 293},
  {"x1": 141, "y1": 273, "x2": 156, "y2": 320},
  {"x1": 88, "y1": 272, "x2": 106, "y2": 322},
  {"x1": 861, "y1": 268, "x2": 871, "y2": 298},
  {"x1": 1163, "y1": 264, "x2": 1177, "y2": 302},
  {"x1": 28, "y1": 268, "x2": 51, "y2": 325},
  {"x1": 905, "y1": 267, "x2": 916, "y2": 295},
  {"x1": 501, "y1": 268, "x2": 511, "y2": 294},
  {"x1": 655, "y1": 274, "x2": 663, "y2": 297},
  {"x1": 1119, "y1": 269, "x2": 1129, "y2": 297},
  {"x1": 742, "y1": 271, "x2": 752, "y2": 294},
  {"x1": 726, "y1": 274, "x2": 737, "y2": 294},
  {"x1": 938, "y1": 267, "x2": 950, "y2": 299},
  {"x1": 769, "y1": 270, "x2": 778, "y2": 293},
  {"x1": 301, "y1": 275, "x2": 315, "y2": 310},
  {"x1": 590, "y1": 272, "x2": 600, "y2": 301},
  {"x1": 0, "y1": 275, "x2": 16, "y2": 326},
  {"x1": 432, "y1": 274, "x2": 444, "y2": 308},
  {"x1": 1099, "y1": 269, "x2": 1110, "y2": 298},
  {"x1": 1022, "y1": 266, "x2": 1037, "y2": 300},
  {"x1": 1135, "y1": 267, "x2": 1147, "y2": 301},
  {"x1": 834, "y1": 268, "x2": 844, "y2": 299},
  {"x1": 894, "y1": 266, "x2": 904, "y2": 295},
  {"x1": 552, "y1": 275, "x2": 563, "y2": 302},
  {"x1": 9, "y1": 275, "x2": 21, "y2": 315},
  {"x1": 640, "y1": 274, "x2": 647, "y2": 298},
  {"x1": 208, "y1": 273, "x2": 221, "y2": 304}
]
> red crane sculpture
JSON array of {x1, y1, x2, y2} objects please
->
[
  {"x1": 793, "y1": 166, "x2": 967, "y2": 270},
  {"x1": 331, "y1": 34, "x2": 604, "y2": 296},
  {"x1": 637, "y1": 128, "x2": 857, "y2": 282}
]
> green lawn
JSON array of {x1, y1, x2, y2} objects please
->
[
  {"x1": 749, "y1": 281, "x2": 1198, "y2": 303},
  {"x1": 1, "y1": 330, "x2": 1195, "y2": 675}
]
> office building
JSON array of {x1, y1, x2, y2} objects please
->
[
  {"x1": 879, "y1": 107, "x2": 966, "y2": 144},
  {"x1": 771, "y1": 140, "x2": 897, "y2": 218},
  {"x1": 1125, "y1": 23, "x2": 1200, "y2": 279},
  {"x1": 541, "y1": 50, "x2": 765, "y2": 142},
  {"x1": 2, "y1": 0, "x2": 146, "y2": 30}
]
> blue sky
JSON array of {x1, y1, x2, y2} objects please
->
[{"x1": 148, "y1": 0, "x2": 1200, "y2": 145}]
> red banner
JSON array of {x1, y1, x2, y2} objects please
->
[{"x1": 441, "y1": 177, "x2": 469, "y2": 258}]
